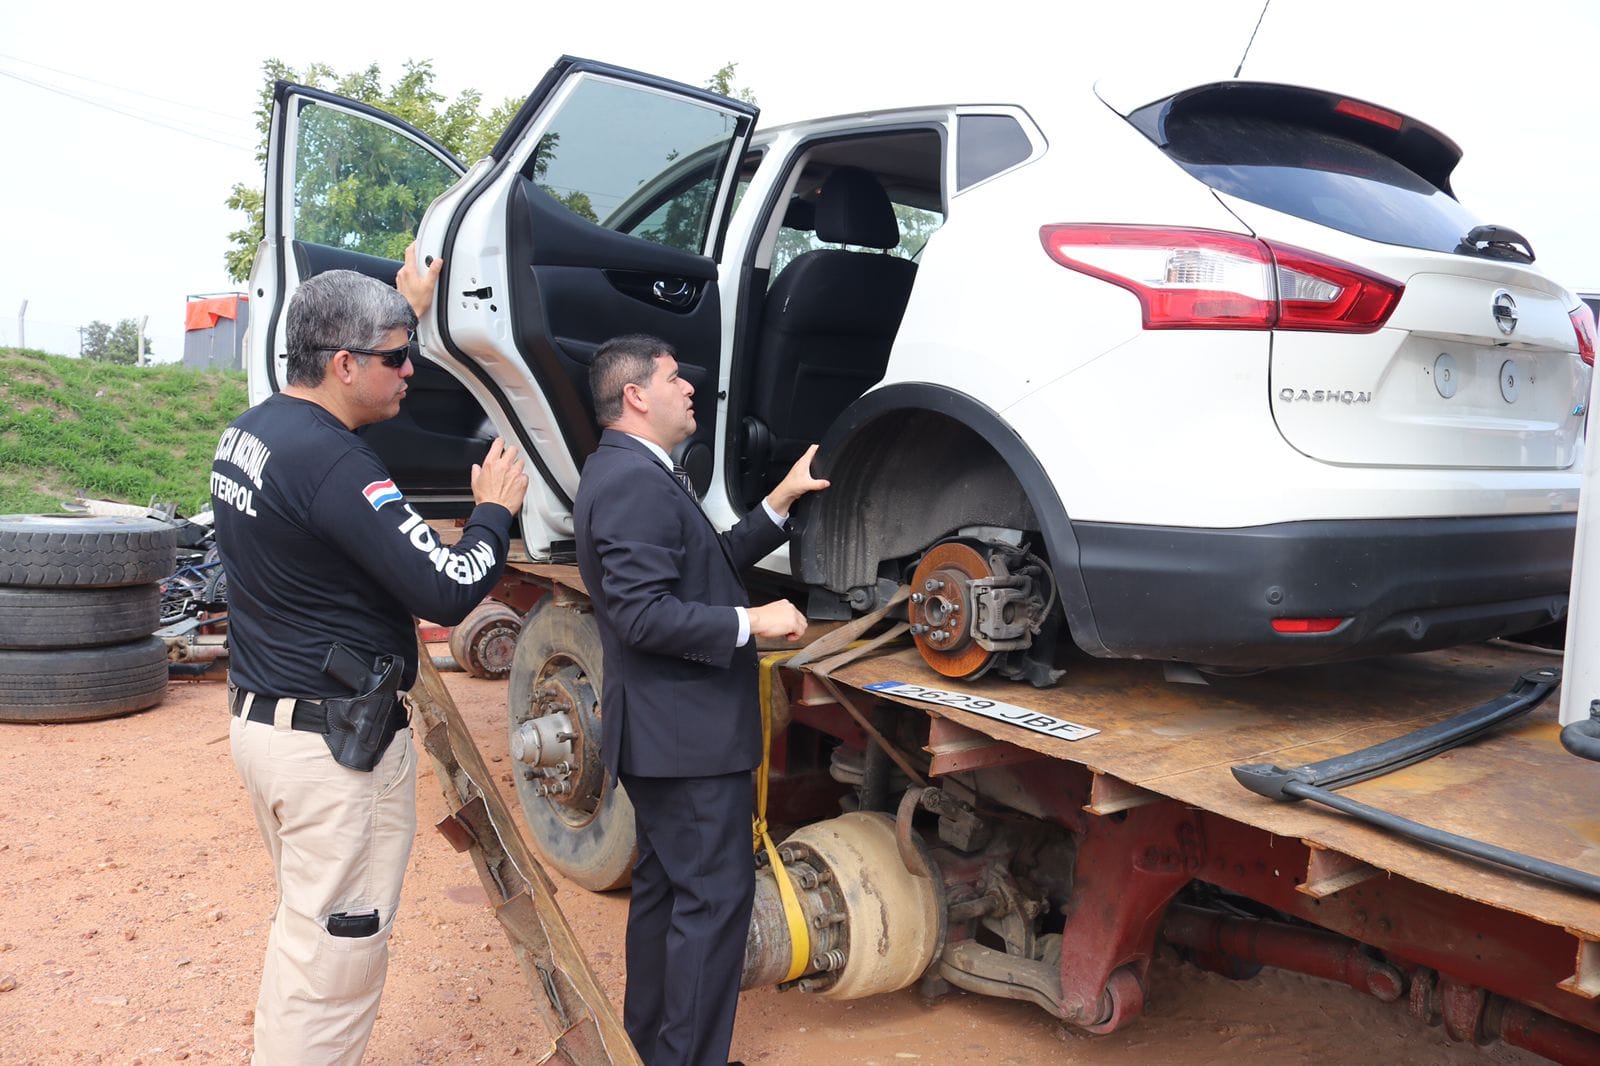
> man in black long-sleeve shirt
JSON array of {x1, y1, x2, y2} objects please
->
[{"x1": 215, "y1": 259, "x2": 526, "y2": 1065}]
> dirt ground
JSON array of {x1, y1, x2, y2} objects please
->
[{"x1": 0, "y1": 664, "x2": 1545, "y2": 1065}]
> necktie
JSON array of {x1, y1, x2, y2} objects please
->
[{"x1": 671, "y1": 463, "x2": 699, "y2": 503}]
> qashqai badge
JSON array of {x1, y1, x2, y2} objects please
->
[{"x1": 1492, "y1": 290, "x2": 1518, "y2": 336}]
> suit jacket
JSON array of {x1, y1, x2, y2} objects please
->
[{"x1": 575, "y1": 430, "x2": 789, "y2": 779}]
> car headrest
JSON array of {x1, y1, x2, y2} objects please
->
[
  {"x1": 782, "y1": 196, "x2": 816, "y2": 232},
  {"x1": 814, "y1": 166, "x2": 899, "y2": 249}
]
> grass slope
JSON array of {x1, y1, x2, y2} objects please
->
[{"x1": 0, "y1": 347, "x2": 247, "y2": 516}]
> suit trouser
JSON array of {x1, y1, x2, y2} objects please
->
[
  {"x1": 230, "y1": 695, "x2": 416, "y2": 1066},
  {"x1": 619, "y1": 771, "x2": 755, "y2": 1066}
]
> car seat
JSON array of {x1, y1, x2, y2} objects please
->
[{"x1": 744, "y1": 166, "x2": 918, "y2": 488}]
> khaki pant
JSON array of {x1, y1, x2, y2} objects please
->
[{"x1": 231, "y1": 696, "x2": 416, "y2": 1066}]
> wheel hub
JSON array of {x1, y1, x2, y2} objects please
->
[
  {"x1": 909, "y1": 541, "x2": 998, "y2": 678},
  {"x1": 513, "y1": 657, "x2": 605, "y2": 823}
]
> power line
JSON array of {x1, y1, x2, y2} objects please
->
[
  {"x1": 0, "y1": 51, "x2": 247, "y2": 122},
  {"x1": 0, "y1": 68, "x2": 252, "y2": 151}
]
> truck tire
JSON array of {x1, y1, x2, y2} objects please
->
[
  {"x1": 0, "y1": 514, "x2": 178, "y2": 588},
  {"x1": 0, "y1": 585, "x2": 161, "y2": 649},
  {"x1": 0, "y1": 636, "x2": 169, "y2": 723},
  {"x1": 507, "y1": 601, "x2": 637, "y2": 891}
]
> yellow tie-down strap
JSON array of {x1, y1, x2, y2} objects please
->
[
  {"x1": 751, "y1": 641, "x2": 876, "y2": 981},
  {"x1": 754, "y1": 650, "x2": 810, "y2": 983}
]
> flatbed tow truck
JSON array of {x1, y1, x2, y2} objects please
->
[{"x1": 410, "y1": 553, "x2": 1600, "y2": 1066}]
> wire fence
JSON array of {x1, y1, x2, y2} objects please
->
[{"x1": 0, "y1": 316, "x2": 185, "y2": 365}]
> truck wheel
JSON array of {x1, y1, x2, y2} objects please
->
[
  {"x1": 450, "y1": 600, "x2": 522, "y2": 680},
  {"x1": 0, "y1": 514, "x2": 177, "y2": 588},
  {"x1": 0, "y1": 636, "x2": 169, "y2": 723},
  {"x1": 0, "y1": 585, "x2": 161, "y2": 649},
  {"x1": 507, "y1": 601, "x2": 637, "y2": 891}
]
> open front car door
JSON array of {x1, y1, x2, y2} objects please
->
[{"x1": 247, "y1": 82, "x2": 485, "y2": 510}]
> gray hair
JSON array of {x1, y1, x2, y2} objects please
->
[
  {"x1": 284, "y1": 270, "x2": 416, "y2": 387},
  {"x1": 590, "y1": 334, "x2": 675, "y2": 426}
]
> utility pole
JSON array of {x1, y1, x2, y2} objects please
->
[
  {"x1": 77, "y1": 325, "x2": 85, "y2": 358},
  {"x1": 138, "y1": 315, "x2": 148, "y2": 367},
  {"x1": 15, "y1": 300, "x2": 25, "y2": 350}
]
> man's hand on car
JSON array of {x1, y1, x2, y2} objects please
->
[
  {"x1": 396, "y1": 241, "x2": 444, "y2": 319},
  {"x1": 766, "y1": 444, "x2": 831, "y2": 517},
  {"x1": 472, "y1": 437, "x2": 530, "y2": 513},
  {"x1": 747, "y1": 599, "x2": 808, "y2": 642}
]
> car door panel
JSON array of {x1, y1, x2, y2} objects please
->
[
  {"x1": 291, "y1": 241, "x2": 406, "y2": 286},
  {"x1": 501, "y1": 177, "x2": 725, "y2": 463}
]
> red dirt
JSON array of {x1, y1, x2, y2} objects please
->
[{"x1": 0, "y1": 666, "x2": 1543, "y2": 1064}]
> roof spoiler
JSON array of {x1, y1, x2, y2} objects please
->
[{"x1": 1125, "y1": 81, "x2": 1462, "y2": 196}]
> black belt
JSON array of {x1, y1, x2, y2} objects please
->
[{"x1": 229, "y1": 688, "x2": 408, "y2": 734}]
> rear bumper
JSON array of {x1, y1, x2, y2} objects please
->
[{"x1": 1072, "y1": 514, "x2": 1574, "y2": 667}]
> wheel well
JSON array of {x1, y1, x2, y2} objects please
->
[
  {"x1": 800, "y1": 409, "x2": 1038, "y2": 594},
  {"x1": 795, "y1": 385, "x2": 1107, "y2": 656}
]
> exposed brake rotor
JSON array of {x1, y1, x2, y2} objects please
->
[{"x1": 909, "y1": 540, "x2": 999, "y2": 679}]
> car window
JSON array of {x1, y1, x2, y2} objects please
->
[
  {"x1": 1156, "y1": 111, "x2": 1484, "y2": 253},
  {"x1": 770, "y1": 201, "x2": 943, "y2": 279},
  {"x1": 957, "y1": 115, "x2": 1033, "y2": 189},
  {"x1": 528, "y1": 78, "x2": 742, "y2": 255},
  {"x1": 292, "y1": 101, "x2": 459, "y2": 260}
]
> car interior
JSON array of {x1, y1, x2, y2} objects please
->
[{"x1": 729, "y1": 129, "x2": 945, "y2": 507}]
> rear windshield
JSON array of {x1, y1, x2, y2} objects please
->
[{"x1": 1160, "y1": 112, "x2": 1484, "y2": 254}]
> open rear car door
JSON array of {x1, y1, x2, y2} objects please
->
[{"x1": 416, "y1": 57, "x2": 758, "y2": 552}]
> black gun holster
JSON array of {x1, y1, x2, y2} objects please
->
[{"x1": 320, "y1": 643, "x2": 405, "y2": 772}]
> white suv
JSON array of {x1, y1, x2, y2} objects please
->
[{"x1": 247, "y1": 58, "x2": 1593, "y2": 683}]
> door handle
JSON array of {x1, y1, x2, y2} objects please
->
[{"x1": 652, "y1": 278, "x2": 695, "y2": 308}]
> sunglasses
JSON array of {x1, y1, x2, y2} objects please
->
[{"x1": 316, "y1": 328, "x2": 415, "y2": 369}]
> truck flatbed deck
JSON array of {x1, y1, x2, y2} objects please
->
[{"x1": 823, "y1": 642, "x2": 1599, "y2": 941}]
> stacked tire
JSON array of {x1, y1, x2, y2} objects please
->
[{"x1": 0, "y1": 515, "x2": 177, "y2": 724}]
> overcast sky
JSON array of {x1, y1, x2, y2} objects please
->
[{"x1": 2, "y1": 0, "x2": 1594, "y2": 362}]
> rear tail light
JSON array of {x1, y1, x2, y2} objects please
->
[
  {"x1": 1039, "y1": 225, "x2": 1403, "y2": 333},
  {"x1": 1571, "y1": 305, "x2": 1596, "y2": 366},
  {"x1": 1271, "y1": 617, "x2": 1347, "y2": 634},
  {"x1": 1270, "y1": 244, "x2": 1404, "y2": 331}
]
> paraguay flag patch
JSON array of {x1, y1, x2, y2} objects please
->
[{"x1": 362, "y1": 479, "x2": 403, "y2": 510}]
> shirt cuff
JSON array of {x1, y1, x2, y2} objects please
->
[
  {"x1": 735, "y1": 606, "x2": 750, "y2": 647},
  {"x1": 762, "y1": 499, "x2": 787, "y2": 526}
]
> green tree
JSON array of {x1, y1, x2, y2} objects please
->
[
  {"x1": 706, "y1": 62, "x2": 758, "y2": 104},
  {"x1": 80, "y1": 319, "x2": 149, "y2": 365},
  {"x1": 223, "y1": 60, "x2": 520, "y2": 283}
]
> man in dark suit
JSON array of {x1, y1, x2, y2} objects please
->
[{"x1": 574, "y1": 333, "x2": 827, "y2": 1066}]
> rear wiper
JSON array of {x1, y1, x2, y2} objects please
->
[{"x1": 1454, "y1": 224, "x2": 1535, "y2": 263}]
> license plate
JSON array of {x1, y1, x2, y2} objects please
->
[{"x1": 863, "y1": 681, "x2": 1100, "y2": 742}]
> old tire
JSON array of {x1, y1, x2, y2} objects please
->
[
  {"x1": 507, "y1": 601, "x2": 637, "y2": 891},
  {"x1": 0, "y1": 585, "x2": 161, "y2": 649},
  {"x1": 0, "y1": 636, "x2": 169, "y2": 723},
  {"x1": 0, "y1": 514, "x2": 178, "y2": 588},
  {"x1": 450, "y1": 600, "x2": 522, "y2": 680}
]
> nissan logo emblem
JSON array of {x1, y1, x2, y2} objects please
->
[{"x1": 1492, "y1": 290, "x2": 1518, "y2": 335}]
